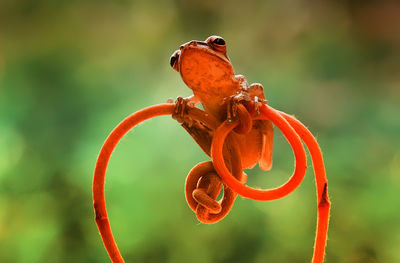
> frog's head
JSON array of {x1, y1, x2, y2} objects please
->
[{"x1": 169, "y1": 36, "x2": 236, "y2": 92}]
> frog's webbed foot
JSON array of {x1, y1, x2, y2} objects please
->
[
  {"x1": 248, "y1": 83, "x2": 266, "y2": 101},
  {"x1": 229, "y1": 77, "x2": 267, "y2": 118},
  {"x1": 172, "y1": 96, "x2": 196, "y2": 125},
  {"x1": 226, "y1": 91, "x2": 267, "y2": 123},
  {"x1": 226, "y1": 92, "x2": 251, "y2": 122}
]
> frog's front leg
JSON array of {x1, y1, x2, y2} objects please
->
[
  {"x1": 225, "y1": 83, "x2": 273, "y2": 171},
  {"x1": 172, "y1": 96, "x2": 214, "y2": 156},
  {"x1": 171, "y1": 95, "x2": 200, "y2": 122},
  {"x1": 226, "y1": 91, "x2": 251, "y2": 122},
  {"x1": 233, "y1": 75, "x2": 267, "y2": 101},
  {"x1": 226, "y1": 82, "x2": 267, "y2": 122}
]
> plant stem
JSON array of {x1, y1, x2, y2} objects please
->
[
  {"x1": 93, "y1": 103, "x2": 216, "y2": 262},
  {"x1": 280, "y1": 112, "x2": 331, "y2": 263}
]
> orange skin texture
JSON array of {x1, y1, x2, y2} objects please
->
[{"x1": 171, "y1": 36, "x2": 273, "y2": 171}]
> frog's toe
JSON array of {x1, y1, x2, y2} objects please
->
[
  {"x1": 172, "y1": 96, "x2": 194, "y2": 123},
  {"x1": 226, "y1": 93, "x2": 252, "y2": 122}
]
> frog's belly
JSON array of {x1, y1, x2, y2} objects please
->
[{"x1": 232, "y1": 128, "x2": 263, "y2": 169}]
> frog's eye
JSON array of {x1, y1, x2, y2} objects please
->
[
  {"x1": 212, "y1": 37, "x2": 226, "y2": 46},
  {"x1": 169, "y1": 51, "x2": 180, "y2": 70},
  {"x1": 206, "y1": 36, "x2": 227, "y2": 53},
  {"x1": 170, "y1": 55, "x2": 177, "y2": 67}
]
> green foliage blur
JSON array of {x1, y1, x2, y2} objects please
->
[{"x1": 1, "y1": 0, "x2": 399, "y2": 262}]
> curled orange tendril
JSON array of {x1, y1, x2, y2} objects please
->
[{"x1": 93, "y1": 102, "x2": 331, "y2": 263}]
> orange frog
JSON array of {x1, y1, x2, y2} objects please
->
[
  {"x1": 93, "y1": 35, "x2": 330, "y2": 263},
  {"x1": 169, "y1": 35, "x2": 274, "y2": 171}
]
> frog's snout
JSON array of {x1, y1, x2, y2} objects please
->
[{"x1": 180, "y1": 40, "x2": 197, "y2": 50}]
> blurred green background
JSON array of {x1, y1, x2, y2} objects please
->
[{"x1": 1, "y1": 0, "x2": 399, "y2": 262}]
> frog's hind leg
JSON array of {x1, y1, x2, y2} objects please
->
[
  {"x1": 181, "y1": 120, "x2": 213, "y2": 156},
  {"x1": 259, "y1": 119, "x2": 274, "y2": 171},
  {"x1": 246, "y1": 83, "x2": 273, "y2": 171}
]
